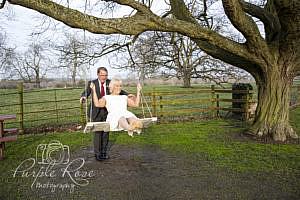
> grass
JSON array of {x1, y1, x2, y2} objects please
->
[
  {"x1": 0, "y1": 131, "x2": 93, "y2": 199},
  {"x1": 0, "y1": 132, "x2": 92, "y2": 171},
  {"x1": 0, "y1": 107, "x2": 299, "y2": 199},
  {"x1": 114, "y1": 119, "x2": 300, "y2": 173},
  {"x1": 1, "y1": 107, "x2": 299, "y2": 174}
]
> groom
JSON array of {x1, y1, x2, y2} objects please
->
[{"x1": 80, "y1": 67, "x2": 128, "y2": 161}]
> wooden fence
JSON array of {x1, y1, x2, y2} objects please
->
[
  {"x1": 125, "y1": 85, "x2": 256, "y2": 123},
  {"x1": 0, "y1": 83, "x2": 299, "y2": 134}
]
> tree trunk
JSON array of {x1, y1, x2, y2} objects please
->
[
  {"x1": 35, "y1": 68, "x2": 40, "y2": 88},
  {"x1": 182, "y1": 71, "x2": 191, "y2": 88},
  {"x1": 248, "y1": 69, "x2": 298, "y2": 141},
  {"x1": 35, "y1": 78, "x2": 40, "y2": 88},
  {"x1": 71, "y1": 61, "x2": 77, "y2": 87}
]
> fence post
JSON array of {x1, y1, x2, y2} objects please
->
[
  {"x1": 80, "y1": 103, "x2": 85, "y2": 126},
  {"x1": 211, "y1": 85, "x2": 216, "y2": 118},
  {"x1": 54, "y1": 90, "x2": 59, "y2": 123},
  {"x1": 159, "y1": 95, "x2": 163, "y2": 119},
  {"x1": 152, "y1": 89, "x2": 157, "y2": 117},
  {"x1": 298, "y1": 86, "x2": 300, "y2": 105},
  {"x1": 244, "y1": 88, "x2": 250, "y2": 120},
  {"x1": 216, "y1": 94, "x2": 220, "y2": 118},
  {"x1": 17, "y1": 82, "x2": 24, "y2": 134}
]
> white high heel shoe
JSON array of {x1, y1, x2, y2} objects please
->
[
  {"x1": 127, "y1": 130, "x2": 134, "y2": 137},
  {"x1": 135, "y1": 129, "x2": 142, "y2": 135}
]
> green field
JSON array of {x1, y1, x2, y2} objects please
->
[
  {"x1": 0, "y1": 84, "x2": 249, "y2": 130},
  {"x1": 1, "y1": 105, "x2": 299, "y2": 173},
  {"x1": 0, "y1": 107, "x2": 299, "y2": 199},
  {"x1": 0, "y1": 83, "x2": 299, "y2": 133}
]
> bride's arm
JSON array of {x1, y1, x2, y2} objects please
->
[
  {"x1": 128, "y1": 83, "x2": 141, "y2": 107},
  {"x1": 90, "y1": 83, "x2": 106, "y2": 107}
]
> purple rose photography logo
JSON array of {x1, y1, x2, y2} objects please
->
[{"x1": 12, "y1": 140, "x2": 96, "y2": 193}]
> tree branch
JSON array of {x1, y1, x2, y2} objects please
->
[
  {"x1": 170, "y1": 0, "x2": 198, "y2": 24},
  {"x1": 8, "y1": 0, "x2": 158, "y2": 35},
  {"x1": 0, "y1": 0, "x2": 6, "y2": 9},
  {"x1": 169, "y1": 0, "x2": 263, "y2": 75},
  {"x1": 240, "y1": 0, "x2": 281, "y2": 42},
  {"x1": 222, "y1": 0, "x2": 266, "y2": 47},
  {"x1": 107, "y1": 0, "x2": 152, "y2": 14}
]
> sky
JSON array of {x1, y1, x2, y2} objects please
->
[
  {"x1": 1, "y1": 0, "x2": 172, "y2": 81},
  {"x1": 1, "y1": 1, "x2": 146, "y2": 80}
]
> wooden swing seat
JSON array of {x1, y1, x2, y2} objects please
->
[{"x1": 84, "y1": 117, "x2": 157, "y2": 133}]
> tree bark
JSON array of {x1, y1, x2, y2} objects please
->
[
  {"x1": 71, "y1": 55, "x2": 78, "y2": 87},
  {"x1": 248, "y1": 67, "x2": 298, "y2": 141},
  {"x1": 182, "y1": 71, "x2": 191, "y2": 88},
  {"x1": 35, "y1": 67, "x2": 40, "y2": 88}
]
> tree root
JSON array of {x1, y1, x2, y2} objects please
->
[{"x1": 247, "y1": 122, "x2": 298, "y2": 142}]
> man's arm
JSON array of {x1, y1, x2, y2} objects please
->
[{"x1": 80, "y1": 80, "x2": 92, "y2": 103}]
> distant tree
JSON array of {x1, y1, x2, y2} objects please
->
[
  {"x1": 0, "y1": 33, "x2": 21, "y2": 79},
  {"x1": 111, "y1": 33, "x2": 162, "y2": 83},
  {"x1": 122, "y1": 31, "x2": 251, "y2": 87},
  {"x1": 55, "y1": 34, "x2": 93, "y2": 87},
  {"x1": 0, "y1": 33, "x2": 7, "y2": 73},
  {"x1": 0, "y1": 33, "x2": 51, "y2": 86},
  {"x1": 20, "y1": 43, "x2": 50, "y2": 88}
]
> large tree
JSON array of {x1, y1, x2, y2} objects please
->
[{"x1": 2, "y1": 0, "x2": 299, "y2": 141}]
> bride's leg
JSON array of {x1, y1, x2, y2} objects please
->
[
  {"x1": 128, "y1": 117, "x2": 143, "y2": 134},
  {"x1": 118, "y1": 117, "x2": 133, "y2": 137},
  {"x1": 118, "y1": 117, "x2": 131, "y2": 130},
  {"x1": 127, "y1": 116, "x2": 138, "y2": 124}
]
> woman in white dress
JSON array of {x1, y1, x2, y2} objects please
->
[{"x1": 90, "y1": 78, "x2": 143, "y2": 136}]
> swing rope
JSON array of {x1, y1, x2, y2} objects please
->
[
  {"x1": 140, "y1": 89, "x2": 153, "y2": 119},
  {"x1": 83, "y1": 0, "x2": 93, "y2": 123},
  {"x1": 141, "y1": 91, "x2": 145, "y2": 118}
]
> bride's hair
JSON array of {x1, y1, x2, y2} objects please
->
[{"x1": 109, "y1": 78, "x2": 122, "y2": 93}]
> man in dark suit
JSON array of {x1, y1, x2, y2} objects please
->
[{"x1": 80, "y1": 67, "x2": 128, "y2": 161}]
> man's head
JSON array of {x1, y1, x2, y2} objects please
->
[{"x1": 97, "y1": 67, "x2": 108, "y2": 82}]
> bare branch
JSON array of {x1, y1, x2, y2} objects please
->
[
  {"x1": 0, "y1": 0, "x2": 6, "y2": 9},
  {"x1": 222, "y1": 0, "x2": 266, "y2": 48},
  {"x1": 240, "y1": 0, "x2": 281, "y2": 42},
  {"x1": 106, "y1": 0, "x2": 152, "y2": 14}
]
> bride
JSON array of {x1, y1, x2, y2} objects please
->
[{"x1": 90, "y1": 78, "x2": 143, "y2": 137}]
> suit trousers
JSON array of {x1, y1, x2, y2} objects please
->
[
  {"x1": 91, "y1": 107, "x2": 109, "y2": 156},
  {"x1": 94, "y1": 131, "x2": 109, "y2": 156}
]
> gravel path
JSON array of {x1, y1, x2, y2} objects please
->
[{"x1": 3, "y1": 144, "x2": 300, "y2": 200}]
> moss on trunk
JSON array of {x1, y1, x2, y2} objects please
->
[{"x1": 248, "y1": 71, "x2": 298, "y2": 141}]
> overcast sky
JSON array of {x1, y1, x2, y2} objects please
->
[{"x1": 1, "y1": 1, "x2": 147, "y2": 80}]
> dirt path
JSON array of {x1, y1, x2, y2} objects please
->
[{"x1": 5, "y1": 144, "x2": 300, "y2": 200}]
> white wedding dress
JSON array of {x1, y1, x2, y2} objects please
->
[{"x1": 104, "y1": 95, "x2": 136, "y2": 131}]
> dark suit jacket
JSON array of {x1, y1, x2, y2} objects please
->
[{"x1": 81, "y1": 79, "x2": 128, "y2": 122}]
